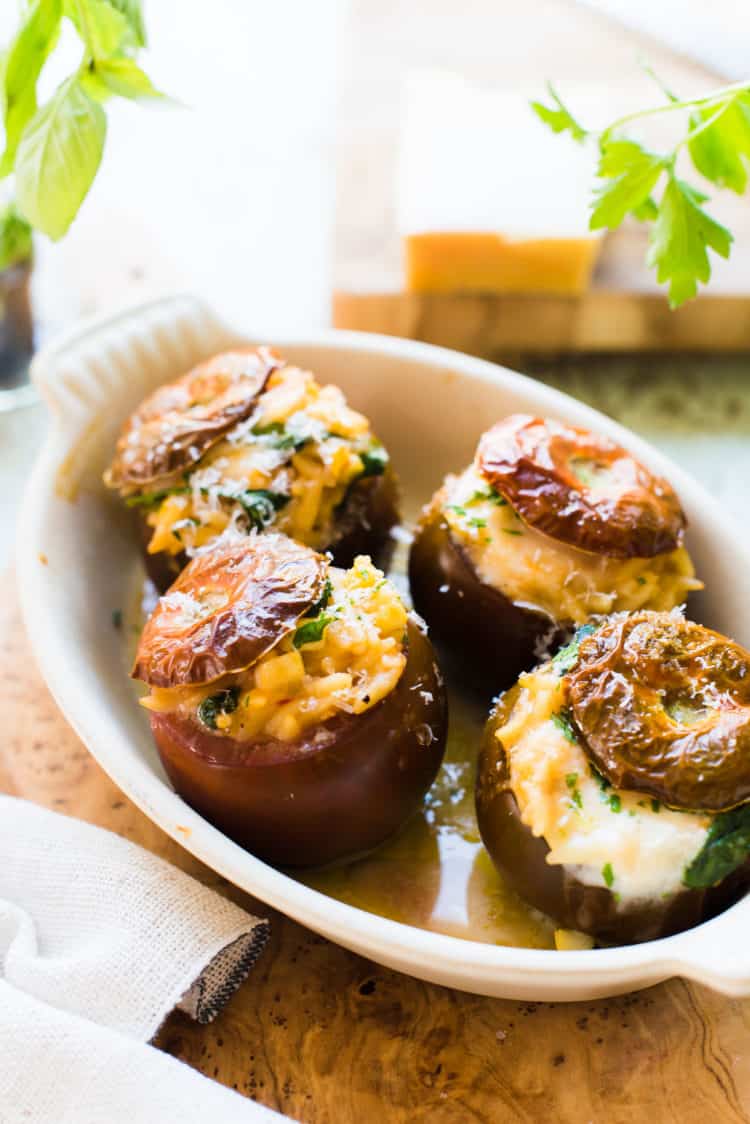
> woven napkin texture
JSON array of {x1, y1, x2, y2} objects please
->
[{"x1": 0, "y1": 796, "x2": 290, "y2": 1123}]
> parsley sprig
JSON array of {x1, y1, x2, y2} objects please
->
[{"x1": 531, "y1": 74, "x2": 750, "y2": 307}]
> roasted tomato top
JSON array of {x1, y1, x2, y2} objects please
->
[
  {"x1": 133, "y1": 533, "x2": 327, "y2": 688},
  {"x1": 106, "y1": 351, "x2": 396, "y2": 564},
  {"x1": 477, "y1": 414, "x2": 686, "y2": 559},
  {"x1": 106, "y1": 347, "x2": 282, "y2": 490},
  {"x1": 565, "y1": 612, "x2": 750, "y2": 812},
  {"x1": 136, "y1": 543, "x2": 411, "y2": 745}
]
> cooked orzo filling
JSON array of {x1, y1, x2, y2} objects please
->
[
  {"x1": 134, "y1": 365, "x2": 388, "y2": 557},
  {"x1": 141, "y1": 556, "x2": 408, "y2": 742},
  {"x1": 442, "y1": 464, "x2": 701, "y2": 624}
]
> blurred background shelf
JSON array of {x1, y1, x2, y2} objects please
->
[{"x1": 332, "y1": 0, "x2": 750, "y2": 356}]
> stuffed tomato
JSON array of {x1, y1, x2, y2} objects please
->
[
  {"x1": 409, "y1": 414, "x2": 701, "y2": 694},
  {"x1": 133, "y1": 533, "x2": 447, "y2": 867},
  {"x1": 106, "y1": 347, "x2": 399, "y2": 591},
  {"x1": 476, "y1": 610, "x2": 750, "y2": 944}
]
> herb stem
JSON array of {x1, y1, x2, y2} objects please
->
[{"x1": 601, "y1": 81, "x2": 750, "y2": 141}]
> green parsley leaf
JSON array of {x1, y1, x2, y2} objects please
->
[
  {"x1": 651, "y1": 799, "x2": 661, "y2": 814},
  {"x1": 565, "y1": 773, "x2": 578, "y2": 789},
  {"x1": 15, "y1": 76, "x2": 106, "y2": 240},
  {"x1": 532, "y1": 73, "x2": 750, "y2": 306},
  {"x1": 530, "y1": 83, "x2": 588, "y2": 143},
  {"x1": 293, "y1": 612, "x2": 335, "y2": 649},
  {"x1": 607, "y1": 793, "x2": 622, "y2": 814},
  {"x1": 502, "y1": 528, "x2": 523, "y2": 537},
  {"x1": 197, "y1": 687, "x2": 239, "y2": 730},
  {"x1": 688, "y1": 94, "x2": 750, "y2": 194},
  {"x1": 602, "y1": 862, "x2": 615, "y2": 889},
  {"x1": 683, "y1": 803, "x2": 750, "y2": 889},
  {"x1": 590, "y1": 139, "x2": 665, "y2": 230},
  {"x1": 647, "y1": 174, "x2": 732, "y2": 308}
]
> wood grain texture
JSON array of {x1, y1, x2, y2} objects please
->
[
  {"x1": 332, "y1": 0, "x2": 750, "y2": 354},
  {"x1": 2, "y1": 582, "x2": 750, "y2": 1123}
]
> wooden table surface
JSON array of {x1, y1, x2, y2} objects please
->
[{"x1": 2, "y1": 580, "x2": 750, "y2": 1124}]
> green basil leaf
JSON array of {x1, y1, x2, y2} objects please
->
[
  {"x1": 91, "y1": 57, "x2": 163, "y2": 100},
  {"x1": 683, "y1": 803, "x2": 750, "y2": 889},
  {"x1": 0, "y1": 0, "x2": 62, "y2": 178},
  {"x1": 64, "y1": 0, "x2": 132, "y2": 58},
  {"x1": 15, "y1": 76, "x2": 106, "y2": 240},
  {"x1": 0, "y1": 204, "x2": 32, "y2": 270},
  {"x1": 107, "y1": 0, "x2": 146, "y2": 47}
]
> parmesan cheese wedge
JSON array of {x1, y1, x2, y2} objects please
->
[{"x1": 397, "y1": 72, "x2": 604, "y2": 295}]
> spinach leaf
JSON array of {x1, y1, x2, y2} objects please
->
[
  {"x1": 197, "y1": 687, "x2": 239, "y2": 730},
  {"x1": 683, "y1": 803, "x2": 750, "y2": 889},
  {"x1": 359, "y1": 441, "x2": 389, "y2": 477},
  {"x1": 124, "y1": 485, "x2": 189, "y2": 509},
  {"x1": 232, "y1": 488, "x2": 289, "y2": 530},
  {"x1": 293, "y1": 612, "x2": 334, "y2": 649},
  {"x1": 551, "y1": 622, "x2": 597, "y2": 675}
]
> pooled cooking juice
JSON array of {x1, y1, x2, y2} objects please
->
[{"x1": 300, "y1": 685, "x2": 555, "y2": 948}]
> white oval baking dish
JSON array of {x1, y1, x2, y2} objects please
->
[{"x1": 16, "y1": 293, "x2": 750, "y2": 1001}]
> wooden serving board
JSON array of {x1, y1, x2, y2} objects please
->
[
  {"x1": 332, "y1": 0, "x2": 750, "y2": 356},
  {"x1": 3, "y1": 578, "x2": 750, "y2": 1123}
]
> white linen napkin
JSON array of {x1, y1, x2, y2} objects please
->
[{"x1": 0, "y1": 796, "x2": 291, "y2": 1123}]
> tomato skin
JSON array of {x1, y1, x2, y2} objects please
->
[
  {"x1": 150, "y1": 618, "x2": 447, "y2": 868},
  {"x1": 409, "y1": 503, "x2": 564, "y2": 698},
  {"x1": 139, "y1": 465, "x2": 400, "y2": 594},
  {"x1": 476, "y1": 689, "x2": 750, "y2": 945}
]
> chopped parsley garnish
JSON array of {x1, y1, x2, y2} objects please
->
[
  {"x1": 602, "y1": 862, "x2": 615, "y2": 889},
  {"x1": 359, "y1": 441, "x2": 389, "y2": 477},
  {"x1": 551, "y1": 708, "x2": 578, "y2": 744},
  {"x1": 565, "y1": 773, "x2": 583, "y2": 810},
  {"x1": 651, "y1": 799, "x2": 661, "y2": 814},
  {"x1": 468, "y1": 487, "x2": 507, "y2": 506},
  {"x1": 683, "y1": 803, "x2": 750, "y2": 889},
  {"x1": 293, "y1": 612, "x2": 335, "y2": 649},
  {"x1": 502, "y1": 528, "x2": 523, "y2": 536},
  {"x1": 551, "y1": 622, "x2": 597, "y2": 675},
  {"x1": 111, "y1": 609, "x2": 123, "y2": 630},
  {"x1": 198, "y1": 687, "x2": 239, "y2": 730},
  {"x1": 448, "y1": 504, "x2": 467, "y2": 517},
  {"x1": 607, "y1": 793, "x2": 622, "y2": 814},
  {"x1": 637, "y1": 576, "x2": 647, "y2": 586},
  {"x1": 468, "y1": 516, "x2": 487, "y2": 529}
]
